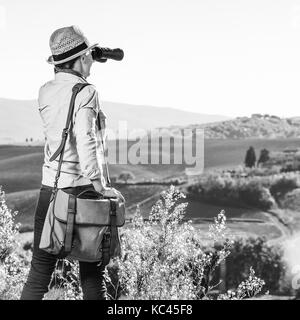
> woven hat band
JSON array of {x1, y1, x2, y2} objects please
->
[{"x1": 52, "y1": 42, "x2": 88, "y2": 62}]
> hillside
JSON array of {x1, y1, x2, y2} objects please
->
[
  {"x1": 1, "y1": 139, "x2": 300, "y2": 227},
  {"x1": 0, "y1": 98, "x2": 229, "y2": 143},
  {"x1": 2, "y1": 139, "x2": 300, "y2": 193},
  {"x1": 162, "y1": 114, "x2": 300, "y2": 139}
]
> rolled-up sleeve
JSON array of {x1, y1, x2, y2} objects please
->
[{"x1": 73, "y1": 86, "x2": 102, "y2": 180}]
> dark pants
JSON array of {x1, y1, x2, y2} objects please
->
[{"x1": 20, "y1": 184, "x2": 107, "y2": 300}]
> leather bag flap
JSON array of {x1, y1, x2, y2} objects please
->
[{"x1": 53, "y1": 189, "x2": 125, "y2": 227}]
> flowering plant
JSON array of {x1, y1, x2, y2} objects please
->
[
  {"x1": 115, "y1": 185, "x2": 264, "y2": 300},
  {"x1": 0, "y1": 188, "x2": 30, "y2": 299},
  {"x1": 218, "y1": 267, "x2": 265, "y2": 300}
]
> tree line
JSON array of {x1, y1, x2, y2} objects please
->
[{"x1": 245, "y1": 147, "x2": 270, "y2": 168}]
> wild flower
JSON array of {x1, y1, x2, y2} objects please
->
[
  {"x1": 44, "y1": 259, "x2": 83, "y2": 300},
  {"x1": 217, "y1": 267, "x2": 265, "y2": 300},
  {"x1": 0, "y1": 188, "x2": 30, "y2": 299},
  {"x1": 116, "y1": 185, "x2": 264, "y2": 300},
  {"x1": 0, "y1": 188, "x2": 20, "y2": 260},
  {"x1": 0, "y1": 252, "x2": 30, "y2": 300}
]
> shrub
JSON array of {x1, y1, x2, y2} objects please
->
[
  {"x1": 118, "y1": 171, "x2": 135, "y2": 183},
  {"x1": 0, "y1": 252, "x2": 31, "y2": 300},
  {"x1": 223, "y1": 237, "x2": 286, "y2": 294},
  {"x1": 0, "y1": 188, "x2": 31, "y2": 299},
  {"x1": 270, "y1": 175, "x2": 300, "y2": 203},
  {"x1": 186, "y1": 171, "x2": 300, "y2": 210},
  {"x1": 217, "y1": 267, "x2": 266, "y2": 300},
  {"x1": 280, "y1": 188, "x2": 300, "y2": 211},
  {"x1": 245, "y1": 166, "x2": 281, "y2": 177},
  {"x1": 115, "y1": 186, "x2": 265, "y2": 300},
  {"x1": 0, "y1": 188, "x2": 19, "y2": 260},
  {"x1": 186, "y1": 173, "x2": 275, "y2": 210},
  {"x1": 239, "y1": 181, "x2": 275, "y2": 210}
]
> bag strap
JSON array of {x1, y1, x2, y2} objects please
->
[
  {"x1": 64, "y1": 194, "x2": 76, "y2": 254},
  {"x1": 50, "y1": 82, "x2": 112, "y2": 190},
  {"x1": 50, "y1": 82, "x2": 91, "y2": 191},
  {"x1": 101, "y1": 198, "x2": 119, "y2": 266},
  {"x1": 49, "y1": 83, "x2": 90, "y2": 258},
  {"x1": 109, "y1": 199, "x2": 118, "y2": 256}
]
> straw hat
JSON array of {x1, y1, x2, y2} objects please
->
[{"x1": 47, "y1": 25, "x2": 98, "y2": 65}]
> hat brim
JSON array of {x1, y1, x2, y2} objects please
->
[{"x1": 47, "y1": 43, "x2": 98, "y2": 65}]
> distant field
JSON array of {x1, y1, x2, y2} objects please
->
[
  {"x1": 0, "y1": 145, "x2": 43, "y2": 161},
  {"x1": 129, "y1": 191, "x2": 270, "y2": 222},
  {"x1": 0, "y1": 144, "x2": 185, "y2": 193},
  {"x1": 2, "y1": 138, "x2": 300, "y2": 193},
  {"x1": 1, "y1": 139, "x2": 299, "y2": 235},
  {"x1": 128, "y1": 193, "x2": 282, "y2": 242},
  {"x1": 192, "y1": 221, "x2": 282, "y2": 242},
  {"x1": 203, "y1": 138, "x2": 300, "y2": 169},
  {"x1": 5, "y1": 189, "x2": 40, "y2": 229},
  {"x1": 0, "y1": 153, "x2": 44, "y2": 193}
]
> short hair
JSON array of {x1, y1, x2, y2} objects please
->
[{"x1": 55, "y1": 56, "x2": 80, "y2": 70}]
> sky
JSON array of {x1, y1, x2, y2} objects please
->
[{"x1": 1, "y1": 0, "x2": 300, "y2": 118}]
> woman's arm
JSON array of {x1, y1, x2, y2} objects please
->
[
  {"x1": 74, "y1": 106, "x2": 106, "y2": 190},
  {"x1": 73, "y1": 87, "x2": 118, "y2": 198},
  {"x1": 74, "y1": 86, "x2": 124, "y2": 199}
]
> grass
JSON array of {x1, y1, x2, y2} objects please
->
[
  {"x1": 113, "y1": 184, "x2": 167, "y2": 207},
  {"x1": 0, "y1": 145, "x2": 42, "y2": 161},
  {"x1": 5, "y1": 189, "x2": 40, "y2": 231},
  {"x1": 0, "y1": 152, "x2": 44, "y2": 193},
  {"x1": 184, "y1": 196, "x2": 268, "y2": 220},
  {"x1": 192, "y1": 221, "x2": 282, "y2": 242}
]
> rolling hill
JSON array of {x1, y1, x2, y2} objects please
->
[
  {"x1": 161, "y1": 114, "x2": 300, "y2": 139},
  {"x1": 2, "y1": 138, "x2": 300, "y2": 193},
  {"x1": 0, "y1": 97, "x2": 229, "y2": 143},
  {"x1": 1, "y1": 139, "x2": 296, "y2": 234}
]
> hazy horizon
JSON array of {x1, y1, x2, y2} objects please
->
[
  {"x1": 0, "y1": 96, "x2": 231, "y2": 118},
  {"x1": 0, "y1": 95, "x2": 299, "y2": 119}
]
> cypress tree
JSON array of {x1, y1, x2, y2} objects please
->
[{"x1": 245, "y1": 146, "x2": 256, "y2": 168}]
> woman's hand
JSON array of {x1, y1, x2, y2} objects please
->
[
  {"x1": 91, "y1": 178, "x2": 125, "y2": 201},
  {"x1": 91, "y1": 178, "x2": 106, "y2": 194},
  {"x1": 102, "y1": 187, "x2": 124, "y2": 200}
]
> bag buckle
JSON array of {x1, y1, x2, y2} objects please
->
[
  {"x1": 62, "y1": 128, "x2": 68, "y2": 138},
  {"x1": 104, "y1": 232, "x2": 111, "y2": 240}
]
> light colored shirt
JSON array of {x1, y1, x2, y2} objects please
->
[{"x1": 38, "y1": 70, "x2": 108, "y2": 188}]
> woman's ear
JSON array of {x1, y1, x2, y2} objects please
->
[{"x1": 80, "y1": 54, "x2": 86, "y2": 63}]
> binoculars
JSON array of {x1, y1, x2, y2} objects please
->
[{"x1": 91, "y1": 46, "x2": 124, "y2": 63}]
